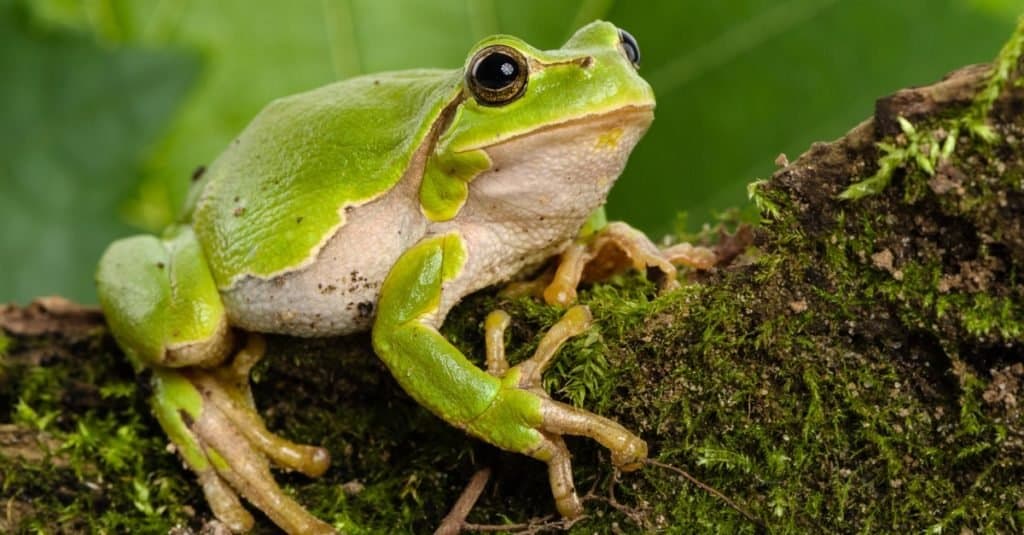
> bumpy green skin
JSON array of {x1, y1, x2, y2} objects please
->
[
  {"x1": 190, "y1": 72, "x2": 463, "y2": 287},
  {"x1": 96, "y1": 226, "x2": 224, "y2": 368},
  {"x1": 372, "y1": 233, "x2": 543, "y2": 453}
]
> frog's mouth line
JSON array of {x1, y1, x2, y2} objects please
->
[{"x1": 461, "y1": 104, "x2": 655, "y2": 153}]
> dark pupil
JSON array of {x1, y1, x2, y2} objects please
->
[
  {"x1": 620, "y1": 29, "x2": 640, "y2": 65},
  {"x1": 475, "y1": 52, "x2": 519, "y2": 90}
]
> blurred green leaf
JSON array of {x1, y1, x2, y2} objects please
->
[
  {"x1": 965, "y1": 0, "x2": 1024, "y2": 18},
  {"x1": 0, "y1": 5, "x2": 198, "y2": 303},
  {"x1": 605, "y1": 0, "x2": 1017, "y2": 233}
]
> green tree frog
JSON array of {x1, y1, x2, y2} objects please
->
[{"x1": 96, "y1": 21, "x2": 715, "y2": 533}]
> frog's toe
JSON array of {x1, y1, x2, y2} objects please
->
[
  {"x1": 190, "y1": 370, "x2": 331, "y2": 477},
  {"x1": 523, "y1": 222, "x2": 720, "y2": 308},
  {"x1": 196, "y1": 470, "x2": 253, "y2": 532},
  {"x1": 498, "y1": 243, "x2": 587, "y2": 307},
  {"x1": 538, "y1": 397, "x2": 648, "y2": 471},
  {"x1": 514, "y1": 393, "x2": 646, "y2": 517},
  {"x1": 151, "y1": 356, "x2": 334, "y2": 534},
  {"x1": 528, "y1": 433, "x2": 584, "y2": 518},
  {"x1": 514, "y1": 399, "x2": 647, "y2": 518},
  {"x1": 498, "y1": 264, "x2": 557, "y2": 302},
  {"x1": 196, "y1": 333, "x2": 331, "y2": 477},
  {"x1": 188, "y1": 396, "x2": 334, "y2": 534},
  {"x1": 662, "y1": 240, "x2": 718, "y2": 271},
  {"x1": 515, "y1": 305, "x2": 592, "y2": 388},
  {"x1": 578, "y1": 221, "x2": 680, "y2": 292},
  {"x1": 483, "y1": 305, "x2": 647, "y2": 517}
]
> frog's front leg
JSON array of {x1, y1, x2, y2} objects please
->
[
  {"x1": 372, "y1": 232, "x2": 646, "y2": 518},
  {"x1": 97, "y1": 228, "x2": 332, "y2": 534},
  {"x1": 505, "y1": 219, "x2": 718, "y2": 307}
]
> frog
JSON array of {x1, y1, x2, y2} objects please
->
[{"x1": 96, "y1": 21, "x2": 716, "y2": 534}]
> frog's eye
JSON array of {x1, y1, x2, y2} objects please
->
[
  {"x1": 618, "y1": 29, "x2": 641, "y2": 69},
  {"x1": 467, "y1": 45, "x2": 529, "y2": 106}
]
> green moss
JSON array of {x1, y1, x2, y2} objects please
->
[
  {"x1": 747, "y1": 179, "x2": 782, "y2": 220},
  {"x1": 839, "y1": 117, "x2": 945, "y2": 200},
  {"x1": 1, "y1": 339, "x2": 198, "y2": 533},
  {"x1": 943, "y1": 292, "x2": 1024, "y2": 339}
]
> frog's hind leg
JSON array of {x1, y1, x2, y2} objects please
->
[
  {"x1": 150, "y1": 338, "x2": 334, "y2": 534},
  {"x1": 198, "y1": 334, "x2": 331, "y2": 477},
  {"x1": 98, "y1": 228, "x2": 332, "y2": 534},
  {"x1": 193, "y1": 336, "x2": 331, "y2": 476}
]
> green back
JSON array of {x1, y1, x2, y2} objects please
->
[{"x1": 191, "y1": 69, "x2": 461, "y2": 288}]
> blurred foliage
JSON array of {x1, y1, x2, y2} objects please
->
[
  {"x1": 0, "y1": 0, "x2": 197, "y2": 305},
  {"x1": 0, "y1": 0, "x2": 1019, "y2": 303}
]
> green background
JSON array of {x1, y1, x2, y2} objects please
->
[{"x1": 1, "y1": 0, "x2": 1020, "y2": 303}]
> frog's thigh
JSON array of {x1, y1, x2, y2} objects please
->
[{"x1": 96, "y1": 227, "x2": 232, "y2": 368}]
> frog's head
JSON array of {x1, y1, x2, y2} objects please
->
[
  {"x1": 433, "y1": 21, "x2": 655, "y2": 229},
  {"x1": 454, "y1": 20, "x2": 654, "y2": 131}
]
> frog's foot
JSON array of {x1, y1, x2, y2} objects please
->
[
  {"x1": 481, "y1": 306, "x2": 647, "y2": 518},
  {"x1": 152, "y1": 334, "x2": 333, "y2": 534},
  {"x1": 503, "y1": 221, "x2": 717, "y2": 307}
]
